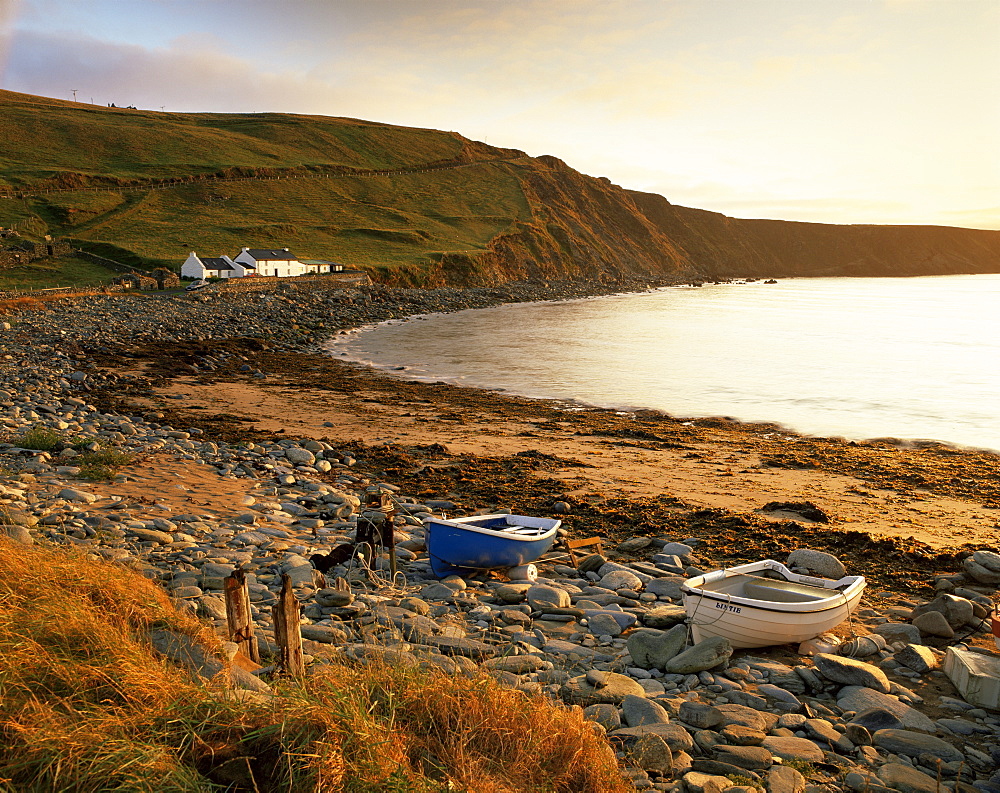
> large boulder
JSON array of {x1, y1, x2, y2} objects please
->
[
  {"x1": 715, "y1": 703, "x2": 778, "y2": 732},
  {"x1": 873, "y1": 622, "x2": 922, "y2": 645},
  {"x1": 611, "y1": 723, "x2": 694, "y2": 753},
  {"x1": 582, "y1": 703, "x2": 621, "y2": 732},
  {"x1": 713, "y1": 745, "x2": 773, "y2": 770},
  {"x1": 644, "y1": 576, "x2": 685, "y2": 600},
  {"x1": 284, "y1": 447, "x2": 316, "y2": 466},
  {"x1": 893, "y1": 644, "x2": 939, "y2": 674},
  {"x1": 642, "y1": 603, "x2": 688, "y2": 628},
  {"x1": 814, "y1": 653, "x2": 890, "y2": 693},
  {"x1": 786, "y1": 548, "x2": 846, "y2": 579},
  {"x1": 768, "y1": 765, "x2": 806, "y2": 793},
  {"x1": 629, "y1": 733, "x2": 673, "y2": 774},
  {"x1": 837, "y1": 687, "x2": 936, "y2": 732},
  {"x1": 872, "y1": 729, "x2": 964, "y2": 763},
  {"x1": 596, "y1": 569, "x2": 644, "y2": 591},
  {"x1": 626, "y1": 624, "x2": 687, "y2": 670},
  {"x1": 911, "y1": 611, "x2": 954, "y2": 639},
  {"x1": 666, "y1": 637, "x2": 732, "y2": 674},
  {"x1": 494, "y1": 582, "x2": 532, "y2": 603},
  {"x1": 910, "y1": 594, "x2": 976, "y2": 627},
  {"x1": 760, "y1": 736, "x2": 824, "y2": 763},
  {"x1": 876, "y1": 763, "x2": 940, "y2": 793},
  {"x1": 963, "y1": 550, "x2": 1000, "y2": 585},
  {"x1": 560, "y1": 670, "x2": 647, "y2": 705},
  {"x1": 621, "y1": 694, "x2": 671, "y2": 727},
  {"x1": 1, "y1": 525, "x2": 33, "y2": 544},
  {"x1": 526, "y1": 584, "x2": 570, "y2": 610},
  {"x1": 678, "y1": 701, "x2": 723, "y2": 729}
]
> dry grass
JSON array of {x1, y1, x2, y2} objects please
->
[{"x1": 0, "y1": 538, "x2": 627, "y2": 792}]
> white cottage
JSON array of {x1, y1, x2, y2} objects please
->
[
  {"x1": 233, "y1": 247, "x2": 315, "y2": 277},
  {"x1": 299, "y1": 259, "x2": 341, "y2": 273},
  {"x1": 182, "y1": 246, "x2": 338, "y2": 280},
  {"x1": 180, "y1": 252, "x2": 252, "y2": 279}
]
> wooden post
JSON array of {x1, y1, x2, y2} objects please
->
[
  {"x1": 384, "y1": 504, "x2": 398, "y2": 580},
  {"x1": 272, "y1": 573, "x2": 305, "y2": 679},
  {"x1": 223, "y1": 567, "x2": 260, "y2": 663}
]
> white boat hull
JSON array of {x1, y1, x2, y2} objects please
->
[{"x1": 681, "y1": 560, "x2": 866, "y2": 649}]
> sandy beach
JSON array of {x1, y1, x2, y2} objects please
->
[{"x1": 82, "y1": 332, "x2": 1000, "y2": 594}]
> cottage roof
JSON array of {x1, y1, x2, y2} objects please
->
[
  {"x1": 244, "y1": 248, "x2": 297, "y2": 261},
  {"x1": 299, "y1": 259, "x2": 338, "y2": 266},
  {"x1": 200, "y1": 257, "x2": 233, "y2": 271}
]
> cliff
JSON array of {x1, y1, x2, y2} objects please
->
[
  {"x1": 628, "y1": 190, "x2": 1000, "y2": 279},
  {"x1": 1, "y1": 88, "x2": 997, "y2": 286}
]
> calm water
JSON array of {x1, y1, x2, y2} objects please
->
[{"x1": 327, "y1": 275, "x2": 1000, "y2": 452}]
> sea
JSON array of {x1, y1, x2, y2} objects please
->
[{"x1": 326, "y1": 274, "x2": 1000, "y2": 453}]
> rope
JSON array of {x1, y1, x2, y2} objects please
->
[
  {"x1": 346, "y1": 541, "x2": 410, "y2": 594},
  {"x1": 684, "y1": 566, "x2": 742, "y2": 642}
]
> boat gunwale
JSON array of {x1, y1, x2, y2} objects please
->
[
  {"x1": 680, "y1": 587, "x2": 862, "y2": 615},
  {"x1": 681, "y1": 559, "x2": 866, "y2": 615},
  {"x1": 422, "y1": 514, "x2": 560, "y2": 543}
]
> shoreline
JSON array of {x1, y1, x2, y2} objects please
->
[
  {"x1": 3, "y1": 279, "x2": 999, "y2": 575},
  {"x1": 323, "y1": 279, "x2": 1000, "y2": 457}
]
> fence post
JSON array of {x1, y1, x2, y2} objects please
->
[
  {"x1": 272, "y1": 573, "x2": 305, "y2": 678},
  {"x1": 223, "y1": 567, "x2": 260, "y2": 663}
]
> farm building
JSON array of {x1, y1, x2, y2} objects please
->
[{"x1": 182, "y1": 247, "x2": 340, "y2": 279}]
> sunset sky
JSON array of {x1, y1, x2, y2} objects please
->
[{"x1": 1, "y1": 0, "x2": 996, "y2": 229}]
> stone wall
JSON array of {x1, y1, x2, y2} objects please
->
[
  {"x1": 0, "y1": 249, "x2": 33, "y2": 270},
  {"x1": 0, "y1": 284, "x2": 129, "y2": 299},
  {"x1": 214, "y1": 272, "x2": 371, "y2": 293},
  {"x1": 112, "y1": 273, "x2": 158, "y2": 290},
  {"x1": 150, "y1": 268, "x2": 180, "y2": 289},
  {"x1": 73, "y1": 250, "x2": 138, "y2": 274},
  {"x1": 0, "y1": 240, "x2": 74, "y2": 270}
]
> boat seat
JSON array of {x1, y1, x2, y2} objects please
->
[{"x1": 742, "y1": 579, "x2": 833, "y2": 603}]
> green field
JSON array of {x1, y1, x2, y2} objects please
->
[
  {"x1": 0, "y1": 255, "x2": 120, "y2": 291},
  {"x1": 0, "y1": 89, "x2": 535, "y2": 285}
]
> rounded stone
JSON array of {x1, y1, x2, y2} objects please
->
[
  {"x1": 665, "y1": 637, "x2": 733, "y2": 674},
  {"x1": 597, "y1": 569, "x2": 643, "y2": 591},
  {"x1": 526, "y1": 584, "x2": 570, "y2": 610},
  {"x1": 911, "y1": 610, "x2": 954, "y2": 638},
  {"x1": 786, "y1": 548, "x2": 846, "y2": 579}
]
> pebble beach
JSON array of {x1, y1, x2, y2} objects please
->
[{"x1": 1, "y1": 279, "x2": 999, "y2": 793}]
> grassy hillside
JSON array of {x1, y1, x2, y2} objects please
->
[
  {"x1": 0, "y1": 91, "x2": 473, "y2": 186},
  {"x1": 1, "y1": 89, "x2": 998, "y2": 287},
  {"x1": 0, "y1": 89, "x2": 542, "y2": 285},
  {"x1": 0, "y1": 253, "x2": 120, "y2": 291}
]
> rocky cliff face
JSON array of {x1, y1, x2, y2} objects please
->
[
  {"x1": 628, "y1": 190, "x2": 1000, "y2": 279},
  {"x1": 437, "y1": 156, "x2": 698, "y2": 286},
  {"x1": 441, "y1": 158, "x2": 1000, "y2": 285}
]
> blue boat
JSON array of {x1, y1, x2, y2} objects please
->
[{"x1": 423, "y1": 513, "x2": 560, "y2": 578}]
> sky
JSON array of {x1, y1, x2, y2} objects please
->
[{"x1": 1, "y1": 0, "x2": 997, "y2": 229}]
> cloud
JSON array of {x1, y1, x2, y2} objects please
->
[
  {"x1": 0, "y1": 0, "x2": 24, "y2": 84},
  {"x1": 3, "y1": 29, "x2": 352, "y2": 112}
]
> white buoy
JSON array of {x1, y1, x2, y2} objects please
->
[{"x1": 507, "y1": 564, "x2": 538, "y2": 581}]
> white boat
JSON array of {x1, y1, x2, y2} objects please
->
[{"x1": 681, "y1": 559, "x2": 866, "y2": 649}]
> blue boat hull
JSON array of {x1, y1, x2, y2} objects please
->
[{"x1": 423, "y1": 514, "x2": 559, "y2": 578}]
